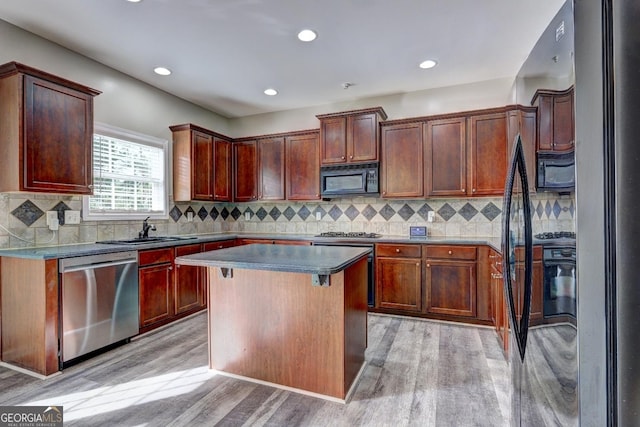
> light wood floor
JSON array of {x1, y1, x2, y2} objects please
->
[{"x1": 0, "y1": 313, "x2": 509, "y2": 426}]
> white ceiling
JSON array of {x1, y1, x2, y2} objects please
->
[{"x1": 0, "y1": 0, "x2": 565, "y2": 118}]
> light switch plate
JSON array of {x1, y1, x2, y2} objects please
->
[{"x1": 65, "y1": 210, "x2": 81, "y2": 224}]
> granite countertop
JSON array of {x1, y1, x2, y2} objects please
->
[
  {"x1": 175, "y1": 243, "x2": 372, "y2": 275},
  {"x1": 0, "y1": 232, "x2": 502, "y2": 260}
]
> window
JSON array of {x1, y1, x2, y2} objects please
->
[{"x1": 83, "y1": 123, "x2": 169, "y2": 220}]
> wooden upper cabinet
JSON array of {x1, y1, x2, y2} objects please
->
[
  {"x1": 507, "y1": 107, "x2": 537, "y2": 193},
  {"x1": 258, "y1": 137, "x2": 285, "y2": 200},
  {"x1": 0, "y1": 62, "x2": 100, "y2": 194},
  {"x1": 286, "y1": 132, "x2": 320, "y2": 200},
  {"x1": 380, "y1": 122, "x2": 424, "y2": 198},
  {"x1": 425, "y1": 117, "x2": 467, "y2": 197},
  {"x1": 171, "y1": 124, "x2": 232, "y2": 202},
  {"x1": 234, "y1": 140, "x2": 258, "y2": 202},
  {"x1": 532, "y1": 86, "x2": 574, "y2": 152},
  {"x1": 213, "y1": 137, "x2": 232, "y2": 201},
  {"x1": 317, "y1": 107, "x2": 387, "y2": 165},
  {"x1": 468, "y1": 112, "x2": 508, "y2": 196}
]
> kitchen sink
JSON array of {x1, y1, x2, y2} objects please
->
[{"x1": 97, "y1": 236, "x2": 197, "y2": 245}]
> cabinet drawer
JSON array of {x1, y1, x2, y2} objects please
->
[
  {"x1": 139, "y1": 248, "x2": 174, "y2": 266},
  {"x1": 203, "y1": 239, "x2": 237, "y2": 251},
  {"x1": 424, "y1": 245, "x2": 476, "y2": 260},
  {"x1": 376, "y1": 243, "x2": 421, "y2": 258},
  {"x1": 175, "y1": 243, "x2": 202, "y2": 257}
]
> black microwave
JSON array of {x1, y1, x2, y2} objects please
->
[
  {"x1": 537, "y1": 150, "x2": 575, "y2": 193},
  {"x1": 320, "y1": 163, "x2": 379, "y2": 198}
]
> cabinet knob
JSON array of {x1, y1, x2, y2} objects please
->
[
  {"x1": 382, "y1": 191, "x2": 386, "y2": 195},
  {"x1": 448, "y1": 250, "x2": 452, "y2": 255},
  {"x1": 396, "y1": 248, "x2": 400, "y2": 253},
  {"x1": 416, "y1": 263, "x2": 420, "y2": 266},
  {"x1": 461, "y1": 189, "x2": 465, "y2": 192},
  {"x1": 426, "y1": 263, "x2": 430, "y2": 268},
  {"x1": 169, "y1": 266, "x2": 173, "y2": 271},
  {"x1": 472, "y1": 188, "x2": 476, "y2": 193},
  {"x1": 349, "y1": 155, "x2": 353, "y2": 159},
  {"x1": 316, "y1": 194, "x2": 320, "y2": 198},
  {"x1": 341, "y1": 156, "x2": 346, "y2": 160}
]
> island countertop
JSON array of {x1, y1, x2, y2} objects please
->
[{"x1": 174, "y1": 243, "x2": 371, "y2": 275}]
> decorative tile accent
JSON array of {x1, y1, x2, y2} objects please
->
[
  {"x1": 553, "y1": 201, "x2": 561, "y2": 218},
  {"x1": 361, "y1": 205, "x2": 377, "y2": 221},
  {"x1": 209, "y1": 206, "x2": 219, "y2": 220},
  {"x1": 255, "y1": 207, "x2": 268, "y2": 221},
  {"x1": 313, "y1": 206, "x2": 326, "y2": 219},
  {"x1": 268, "y1": 207, "x2": 281, "y2": 221},
  {"x1": 345, "y1": 205, "x2": 360, "y2": 221},
  {"x1": 480, "y1": 202, "x2": 501, "y2": 221},
  {"x1": 438, "y1": 203, "x2": 456, "y2": 221},
  {"x1": 230, "y1": 207, "x2": 242, "y2": 220},
  {"x1": 297, "y1": 205, "x2": 311, "y2": 220},
  {"x1": 11, "y1": 200, "x2": 44, "y2": 226},
  {"x1": 51, "y1": 201, "x2": 71, "y2": 226},
  {"x1": 569, "y1": 200, "x2": 575, "y2": 217},
  {"x1": 328, "y1": 205, "x2": 343, "y2": 220},
  {"x1": 536, "y1": 202, "x2": 544, "y2": 219},
  {"x1": 458, "y1": 203, "x2": 478, "y2": 221},
  {"x1": 417, "y1": 203, "x2": 434, "y2": 221},
  {"x1": 545, "y1": 201, "x2": 552, "y2": 217},
  {"x1": 220, "y1": 207, "x2": 230, "y2": 220},
  {"x1": 169, "y1": 205, "x2": 182, "y2": 222},
  {"x1": 283, "y1": 206, "x2": 296, "y2": 221},
  {"x1": 197, "y1": 206, "x2": 208, "y2": 221},
  {"x1": 397, "y1": 204, "x2": 415, "y2": 221},
  {"x1": 379, "y1": 204, "x2": 396, "y2": 221}
]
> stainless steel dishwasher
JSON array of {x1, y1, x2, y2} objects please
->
[{"x1": 59, "y1": 251, "x2": 139, "y2": 366}]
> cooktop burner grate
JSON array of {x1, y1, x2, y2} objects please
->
[
  {"x1": 316, "y1": 231, "x2": 381, "y2": 238},
  {"x1": 534, "y1": 231, "x2": 576, "y2": 240}
]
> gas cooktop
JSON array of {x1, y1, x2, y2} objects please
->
[
  {"x1": 534, "y1": 231, "x2": 576, "y2": 240},
  {"x1": 316, "y1": 232, "x2": 381, "y2": 238}
]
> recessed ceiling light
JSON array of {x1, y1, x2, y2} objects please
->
[
  {"x1": 126, "y1": 0, "x2": 142, "y2": 3},
  {"x1": 419, "y1": 59, "x2": 438, "y2": 69},
  {"x1": 297, "y1": 29, "x2": 317, "y2": 42},
  {"x1": 153, "y1": 67, "x2": 171, "y2": 76},
  {"x1": 264, "y1": 88, "x2": 278, "y2": 96}
]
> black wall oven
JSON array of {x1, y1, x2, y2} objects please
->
[{"x1": 542, "y1": 245, "x2": 576, "y2": 324}]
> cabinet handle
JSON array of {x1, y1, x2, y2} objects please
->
[
  {"x1": 448, "y1": 250, "x2": 452, "y2": 255},
  {"x1": 396, "y1": 248, "x2": 400, "y2": 253}
]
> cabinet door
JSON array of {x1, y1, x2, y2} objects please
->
[
  {"x1": 286, "y1": 133, "x2": 320, "y2": 200},
  {"x1": 380, "y1": 122, "x2": 424, "y2": 198},
  {"x1": 139, "y1": 263, "x2": 174, "y2": 327},
  {"x1": 376, "y1": 257, "x2": 422, "y2": 312},
  {"x1": 537, "y1": 95, "x2": 554, "y2": 151},
  {"x1": 507, "y1": 109, "x2": 537, "y2": 194},
  {"x1": 258, "y1": 137, "x2": 285, "y2": 200},
  {"x1": 468, "y1": 112, "x2": 507, "y2": 196},
  {"x1": 233, "y1": 141, "x2": 257, "y2": 202},
  {"x1": 425, "y1": 117, "x2": 467, "y2": 197},
  {"x1": 192, "y1": 131, "x2": 214, "y2": 200},
  {"x1": 24, "y1": 75, "x2": 94, "y2": 194},
  {"x1": 348, "y1": 113, "x2": 378, "y2": 162},
  {"x1": 213, "y1": 138, "x2": 232, "y2": 201},
  {"x1": 425, "y1": 260, "x2": 476, "y2": 317},
  {"x1": 553, "y1": 92, "x2": 575, "y2": 151},
  {"x1": 174, "y1": 244, "x2": 203, "y2": 314},
  {"x1": 320, "y1": 116, "x2": 347, "y2": 164}
]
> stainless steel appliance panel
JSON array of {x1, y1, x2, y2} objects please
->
[{"x1": 60, "y1": 251, "x2": 139, "y2": 363}]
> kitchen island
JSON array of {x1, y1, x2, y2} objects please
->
[{"x1": 175, "y1": 243, "x2": 370, "y2": 402}]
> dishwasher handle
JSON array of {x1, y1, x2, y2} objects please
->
[{"x1": 61, "y1": 258, "x2": 138, "y2": 273}]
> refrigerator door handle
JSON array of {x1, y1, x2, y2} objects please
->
[{"x1": 502, "y1": 135, "x2": 534, "y2": 362}]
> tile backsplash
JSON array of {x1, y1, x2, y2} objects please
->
[{"x1": 0, "y1": 192, "x2": 574, "y2": 249}]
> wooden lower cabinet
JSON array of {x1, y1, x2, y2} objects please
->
[
  {"x1": 376, "y1": 257, "x2": 423, "y2": 312},
  {"x1": 515, "y1": 245, "x2": 544, "y2": 325},
  {"x1": 425, "y1": 245, "x2": 477, "y2": 318},
  {"x1": 174, "y1": 244, "x2": 203, "y2": 314},
  {"x1": 238, "y1": 238, "x2": 311, "y2": 246},
  {"x1": 139, "y1": 248, "x2": 174, "y2": 330}
]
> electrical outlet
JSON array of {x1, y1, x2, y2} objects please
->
[
  {"x1": 46, "y1": 211, "x2": 58, "y2": 226},
  {"x1": 244, "y1": 212, "x2": 251, "y2": 221},
  {"x1": 65, "y1": 210, "x2": 81, "y2": 225},
  {"x1": 427, "y1": 211, "x2": 435, "y2": 222},
  {"x1": 315, "y1": 212, "x2": 321, "y2": 221},
  {"x1": 186, "y1": 212, "x2": 194, "y2": 222}
]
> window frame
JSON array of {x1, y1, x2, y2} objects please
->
[{"x1": 82, "y1": 122, "x2": 170, "y2": 221}]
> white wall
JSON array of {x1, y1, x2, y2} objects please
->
[
  {"x1": 0, "y1": 19, "x2": 230, "y2": 141},
  {"x1": 229, "y1": 78, "x2": 515, "y2": 137}
]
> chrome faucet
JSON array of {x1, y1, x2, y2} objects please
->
[{"x1": 139, "y1": 216, "x2": 156, "y2": 239}]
